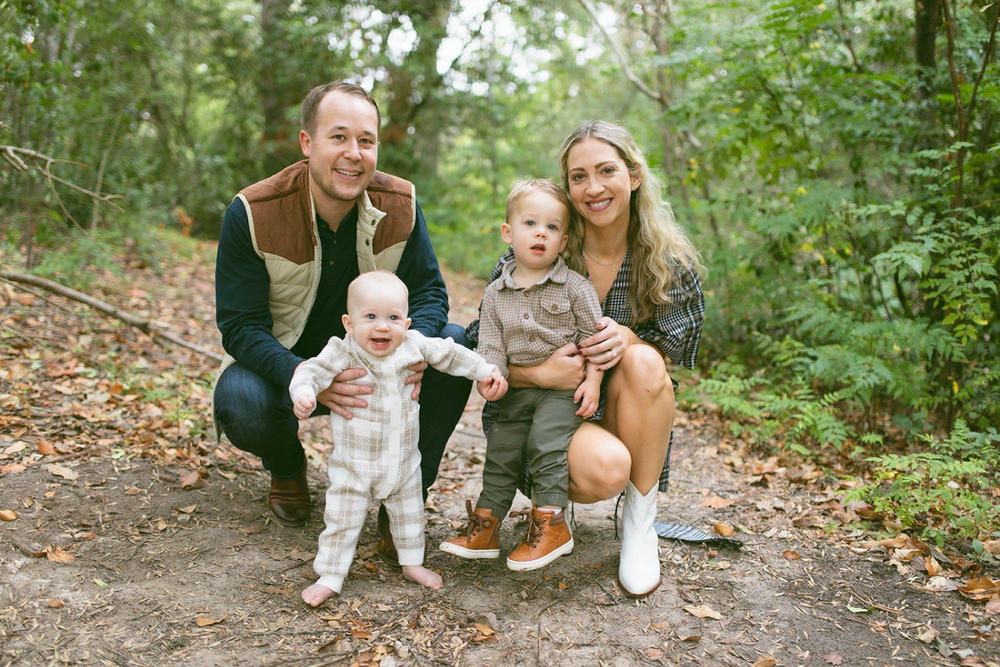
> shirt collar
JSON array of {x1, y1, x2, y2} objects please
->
[{"x1": 498, "y1": 255, "x2": 569, "y2": 291}]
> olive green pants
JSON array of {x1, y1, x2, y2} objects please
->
[{"x1": 477, "y1": 388, "x2": 581, "y2": 517}]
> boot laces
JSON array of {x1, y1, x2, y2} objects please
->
[
  {"x1": 462, "y1": 499, "x2": 490, "y2": 538},
  {"x1": 509, "y1": 509, "x2": 545, "y2": 548}
]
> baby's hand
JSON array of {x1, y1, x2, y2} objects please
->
[
  {"x1": 293, "y1": 394, "x2": 316, "y2": 420},
  {"x1": 477, "y1": 371, "x2": 508, "y2": 401}
]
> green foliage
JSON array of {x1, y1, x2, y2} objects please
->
[
  {"x1": 3, "y1": 0, "x2": 999, "y2": 552},
  {"x1": 845, "y1": 421, "x2": 1000, "y2": 547},
  {"x1": 693, "y1": 359, "x2": 855, "y2": 457}
]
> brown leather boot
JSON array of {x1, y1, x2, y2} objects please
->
[
  {"x1": 506, "y1": 505, "x2": 573, "y2": 571},
  {"x1": 376, "y1": 504, "x2": 398, "y2": 565},
  {"x1": 267, "y1": 471, "x2": 311, "y2": 526},
  {"x1": 439, "y1": 500, "x2": 502, "y2": 559}
]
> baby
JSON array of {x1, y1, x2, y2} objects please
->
[{"x1": 290, "y1": 270, "x2": 506, "y2": 606}]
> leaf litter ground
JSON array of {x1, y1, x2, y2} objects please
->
[{"x1": 1, "y1": 239, "x2": 998, "y2": 666}]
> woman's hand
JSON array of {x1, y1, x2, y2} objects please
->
[
  {"x1": 316, "y1": 367, "x2": 373, "y2": 419},
  {"x1": 579, "y1": 317, "x2": 635, "y2": 372},
  {"x1": 508, "y1": 343, "x2": 584, "y2": 390}
]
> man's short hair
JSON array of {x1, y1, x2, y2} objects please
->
[{"x1": 300, "y1": 82, "x2": 381, "y2": 137}]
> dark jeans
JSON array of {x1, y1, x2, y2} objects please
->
[{"x1": 214, "y1": 323, "x2": 473, "y2": 498}]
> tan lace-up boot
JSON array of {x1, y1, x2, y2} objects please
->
[
  {"x1": 439, "y1": 500, "x2": 502, "y2": 559},
  {"x1": 506, "y1": 505, "x2": 573, "y2": 571}
]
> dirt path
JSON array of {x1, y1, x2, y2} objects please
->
[{"x1": 2, "y1": 252, "x2": 997, "y2": 666}]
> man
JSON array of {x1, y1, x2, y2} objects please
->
[{"x1": 213, "y1": 81, "x2": 472, "y2": 559}]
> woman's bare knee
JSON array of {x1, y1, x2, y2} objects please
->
[
  {"x1": 617, "y1": 346, "x2": 667, "y2": 391},
  {"x1": 568, "y1": 424, "x2": 630, "y2": 502}
]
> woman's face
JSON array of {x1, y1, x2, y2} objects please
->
[{"x1": 565, "y1": 138, "x2": 639, "y2": 231}]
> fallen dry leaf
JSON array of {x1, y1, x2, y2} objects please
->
[
  {"x1": 48, "y1": 598, "x2": 64, "y2": 608},
  {"x1": 783, "y1": 549, "x2": 802, "y2": 560},
  {"x1": 195, "y1": 615, "x2": 225, "y2": 627},
  {"x1": 47, "y1": 464, "x2": 79, "y2": 481},
  {"x1": 179, "y1": 470, "x2": 204, "y2": 489},
  {"x1": 700, "y1": 495, "x2": 735, "y2": 509},
  {"x1": 46, "y1": 547, "x2": 75, "y2": 563},
  {"x1": 918, "y1": 626, "x2": 940, "y2": 643},
  {"x1": 752, "y1": 656, "x2": 777, "y2": 667},
  {"x1": 676, "y1": 628, "x2": 701, "y2": 642},
  {"x1": 683, "y1": 604, "x2": 723, "y2": 620},
  {"x1": 713, "y1": 522, "x2": 735, "y2": 536},
  {"x1": 958, "y1": 576, "x2": 1000, "y2": 601},
  {"x1": 913, "y1": 576, "x2": 959, "y2": 593},
  {"x1": 36, "y1": 440, "x2": 55, "y2": 455},
  {"x1": 824, "y1": 652, "x2": 843, "y2": 665},
  {"x1": 473, "y1": 622, "x2": 495, "y2": 636},
  {"x1": 0, "y1": 509, "x2": 18, "y2": 521}
]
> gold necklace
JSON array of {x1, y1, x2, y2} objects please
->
[{"x1": 583, "y1": 248, "x2": 626, "y2": 270}]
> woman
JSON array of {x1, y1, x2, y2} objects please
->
[{"x1": 469, "y1": 120, "x2": 705, "y2": 597}]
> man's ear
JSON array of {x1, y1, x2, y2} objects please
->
[
  {"x1": 299, "y1": 129, "x2": 312, "y2": 158},
  {"x1": 500, "y1": 222, "x2": 513, "y2": 244}
]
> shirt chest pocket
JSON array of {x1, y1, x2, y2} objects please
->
[{"x1": 538, "y1": 298, "x2": 574, "y2": 333}]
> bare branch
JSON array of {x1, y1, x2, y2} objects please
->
[
  {"x1": 1, "y1": 145, "x2": 125, "y2": 218},
  {"x1": 577, "y1": 0, "x2": 666, "y2": 105}
]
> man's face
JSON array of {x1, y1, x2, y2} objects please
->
[{"x1": 300, "y1": 90, "x2": 379, "y2": 219}]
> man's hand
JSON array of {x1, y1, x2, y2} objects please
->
[
  {"x1": 316, "y1": 367, "x2": 373, "y2": 419},
  {"x1": 404, "y1": 360, "x2": 427, "y2": 401}
]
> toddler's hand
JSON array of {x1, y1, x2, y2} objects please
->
[{"x1": 574, "y1": 382, "x2": 599, "y2": 418}]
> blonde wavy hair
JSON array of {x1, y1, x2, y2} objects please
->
[{"x1": 558, "y1": 120, "x2": 703, "y2": 323}]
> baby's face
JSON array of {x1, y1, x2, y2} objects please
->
[
  {"x1": 343, "y1": 282, "x2": 410, "y2": 357},
  {"x1": 502, "y1": 190, "x2": 569, "y2": 272}
]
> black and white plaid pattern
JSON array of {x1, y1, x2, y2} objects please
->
[{"x1": 468, "y1": 247, "x2": 704, "y2": 492}]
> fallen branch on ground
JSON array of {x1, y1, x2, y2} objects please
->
[{"x1": 0, "y1": 269, "x2": 223, "y2": 362}]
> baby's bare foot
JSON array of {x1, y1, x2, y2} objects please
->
[
  {"x1": 402, "y1": 564, "x2": 442, "y2": 590},
  {"x1": 301, "y1": 583, "x2": 335, "y2": 607}
]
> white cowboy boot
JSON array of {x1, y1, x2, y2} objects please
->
[{"x1": 618, "y1": 480, "x2": 661, "y2": 597}]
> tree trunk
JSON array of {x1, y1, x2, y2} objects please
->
[
  {"x1": 915, "y1": 0, "x2": 941, "y2": 101},
  {"x1": 259, "y1": 0, "x2": 299, "y2": 175}
]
